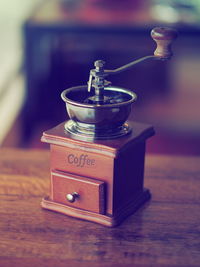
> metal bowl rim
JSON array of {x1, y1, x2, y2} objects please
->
[{"x1": 61, "y1": 85, "x2": 137, "y2": 108}]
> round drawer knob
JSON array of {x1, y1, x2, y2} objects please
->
[{"x1": 66, "y1": 192, "x2": 79, "y2": 203}]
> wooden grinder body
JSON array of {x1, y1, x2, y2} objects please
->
[{"x1": 41, "y1": 120, "x2": 154, "y2": 227}]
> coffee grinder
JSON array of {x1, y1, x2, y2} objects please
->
[{"x1": 41, "y1": 27, "x2": 177, "y2": 226}]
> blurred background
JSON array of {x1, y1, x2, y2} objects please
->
[{"x1": 1, "y1": 0, "x2": 200, "y2": 155}]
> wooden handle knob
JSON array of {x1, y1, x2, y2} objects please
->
[{"x1": 151, "y1": 27, "x2": 178, "y2": 59}]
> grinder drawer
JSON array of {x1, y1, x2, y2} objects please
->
[{"x1": 51, "y1": 170, "x2": 105, "y2": 214}]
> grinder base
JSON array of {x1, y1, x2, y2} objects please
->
[{"x1": 41, "y1": 189, "x2": 151, "y2": 227}]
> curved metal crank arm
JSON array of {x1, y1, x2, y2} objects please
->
[{"x1": 104, "y1": 55, "x2": 159, "y2": 75}]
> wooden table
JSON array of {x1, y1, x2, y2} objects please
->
[{"x1": 0, "y1": 149, "x2": 200, "y2": 267}]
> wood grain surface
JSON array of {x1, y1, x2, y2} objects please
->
[{"x1": 0, "y1": 148, "x2": 200, "y2": 267}]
